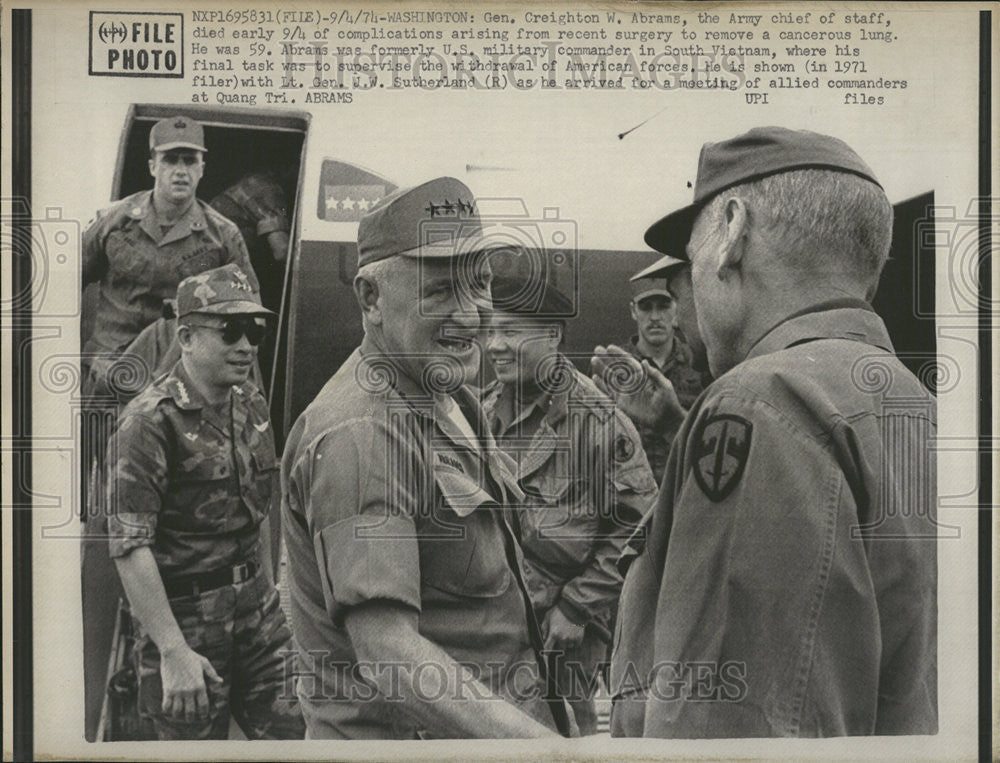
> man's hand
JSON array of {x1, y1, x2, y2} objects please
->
[
  {"x1": 591, "y1": 345, "x2": 685, "y2": 431},
  {"x1": 543, "y1": 607, "x2": 586, "y2": 652},
  {"x1": 159, "y1": 643, "x2": 223, "y2": 722},
  {"x1": 345, "y1": 600, "x2": 559, "y2": 738},
  {"x1": 266, "y1": 230, "x2": 290, "y2": 262}
]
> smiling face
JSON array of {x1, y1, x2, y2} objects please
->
[
  {"x1": 376, "y1": 255, "x2": 491, "y2": 388},
  {"x1": 149, "y1": 149, "x2": 204, "y2": 207},
  {"x1": 485, "y1": 312, "x2": 561, "y2": 387},
  {"x1": 178, "y1": 313, "x2": 260, "y2": 395}
]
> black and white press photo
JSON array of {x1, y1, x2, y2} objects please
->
[{"x1": 1, "y1": 1, "x2": 994, "y2": 760}]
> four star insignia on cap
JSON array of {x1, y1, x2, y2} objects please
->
[
  {"x1": 425, "y1": 198, "x2": 476, "y2": 218},
  {"x1": 230, "y1": 272, "x2": 253, "y2": 292},
  {"x1": 174, "y1": 119, "x2": 187, "y2": 129}
]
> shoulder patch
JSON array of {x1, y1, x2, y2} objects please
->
[
  {"x1": 691, "y1": 413, "x2": 752, "y2": 502},
  {"x1": 613, "y1": 433, "x2": 636, "y2": 463}
]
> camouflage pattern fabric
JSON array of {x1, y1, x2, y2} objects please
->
[
  {"x1": 210, "y1": 170, "x2": 290, "y2": 309},
  {"x1": 134, "y1": 567, "x2": 304, "y2": 739},
  {"x1": 106, "y1": 359, "x2": 276, "y2": 578},
  {"x1": 210, "y1": 170, "x2": 290, "y2": 243}
]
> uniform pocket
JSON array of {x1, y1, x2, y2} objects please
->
[
  {"x1": 178, "y1": 248, "x2": 220, "y2": 278},
  {"x1": 106, "y1": 230, "x2": 151, "y2": 282},
  {"x1": 168, "y1": 452, "x2": 233, "y2": 529},
  {"x1": 420, "y1": 469, "x2": 512, "y2": 598},
  {"x1": 522, "y1": 471, "x2": 595, "y2": 549}
]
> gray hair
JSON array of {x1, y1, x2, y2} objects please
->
[
  {"x1": 704, "y1": 168, "x2": 893, "y2": 291},
  {"x1": 355, "y1": 255, "x2": 404, "y2": 288},
  {"x1": 355, "y1": 255, "x2": 405, "y2": 331}
]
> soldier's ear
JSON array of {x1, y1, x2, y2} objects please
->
[
  {"x1": 148, "y1": 156, "x2": 156, "y2": 178},
  {"x1": 718, "y1": 197, "x2": 749, "y2": 275},
  {"x1": 353, "y1": 274, "x2": 382, "y2": 326},
  {"x1": 176, "y1": 322, "x2": 194, "y2": 350}
]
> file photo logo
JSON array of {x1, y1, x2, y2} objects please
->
[{"x1": 89, "y1": 11, "x2": 184, "y2": 78}]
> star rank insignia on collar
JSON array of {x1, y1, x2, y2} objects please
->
[{"x1": 691, "y1": 413, "x2": 752, "y2": 502}]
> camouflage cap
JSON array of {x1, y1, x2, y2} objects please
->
[
  {"x1": 176, "y1": 264, "x2": 274, "y2": 317},
  {"x1": 149, "y1": 115, "x2": 207, "y2": 153},
  {"x1": 357, "y1": 176, "x2": 486, "y2": 267}
]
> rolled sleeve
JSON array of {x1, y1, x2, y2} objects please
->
[
  {"x1": 317, "y1": 515, "x2": 421, "y2": 627},
  {"x1": 106, "y1": 410, "x2": 168, "y2": 558},
  {"x1": 297, "y1": 418, "x2": 424, "y2": 627},
  {"x1": 256, "y1": 214, "x2": 289, "y2": 237}
]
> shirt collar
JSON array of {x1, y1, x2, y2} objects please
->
[
  {"x1": 357, "y1": 333, "x2": 488, "y2": 435},
  {"x1": 629, "y1": 334, "x2": 684, "y2": 371},
  {"x1": 485, "y1": 356, "x2": 574, "y2": 437},
  {"x1": 743, "y1": 298, "x2": 894, "y2": 363},
  {"x1": 163, "y1": 359, "x2": 215, "y2": 411},
  {"x1": 131, "y1": 191, "x2": 208, "y2": 244}
]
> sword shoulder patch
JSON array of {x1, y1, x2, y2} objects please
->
[{"x1": 691, "y1": 413, "x2": 753, "y2": 502}]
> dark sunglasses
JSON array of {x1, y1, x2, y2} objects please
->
[{"x1": 187, "y1": 318, "x2": 268, "y2": 346}]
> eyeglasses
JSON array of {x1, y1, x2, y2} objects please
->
[{"x1": 186, "y1": 318, "x2": 268, "y2": 346}]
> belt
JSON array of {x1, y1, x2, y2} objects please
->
[{"x1": 163, "y1": 558, "x2": 259, "y2": 599}]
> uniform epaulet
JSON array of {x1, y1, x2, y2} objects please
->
[
  {"x1": 566, "y1": 369, "x2": 615, "y2": 417},
  {"x1": 89, "y1": 190, "x2": 150, "y2": 231},
  {"x1": 120, "y1": 378, "x2": 174, "y2": 419}
]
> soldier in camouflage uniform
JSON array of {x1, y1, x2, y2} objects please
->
[
  {"x1": 107, "y1": 264, "x2": 303, "y2": 740},
  {"x1": 210, "y1": 167, "x2": 293, "y2": 312},
  {"x1": 483, "y1": 275, "x2": 658, "y2": 735},
  {"x1": 82, "y1": 116, "x2": 258, "y2": 396}
]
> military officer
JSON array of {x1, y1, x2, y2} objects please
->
[
  {"x1": 483, "y1": 274, "x2": 657, "y2": 735},
  {"x1": 598, "y1": 127, "x2": 938, "y2": 737},
  {"x1": 106, "y1": 264, "x2": 303, "y2": 740},
  {"x1": 82, "y1": 115, "x2": 258, "y2": 396},
  {"x1": 281, "y1": 177, "x2": 568, "y2": 739},
  {"x1": 619, "y1": 273, "x2": 708, "y2": 482}
]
